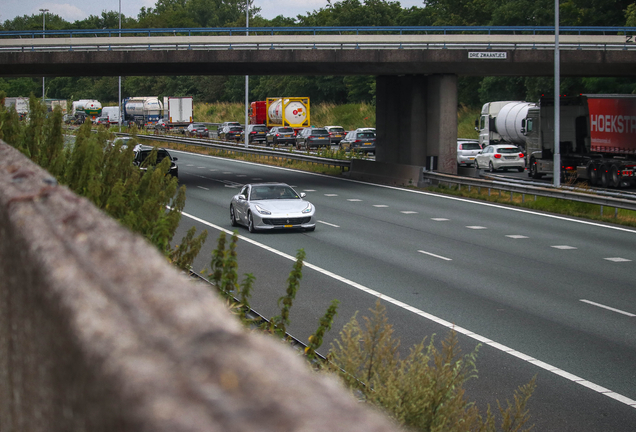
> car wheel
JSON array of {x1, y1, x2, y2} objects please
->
[
  {"x1": 248, "y1": 212, "x2": 255, "y2": 233},
  {"x1": 474, "y1": 159, "x2": 480, "y2": 170},
  {"x1": 230, "y1": 206, "x2": 238, "y2": 227},
  {"x1": 488, "y1": 161, "x2": 495, "y2": 173}
]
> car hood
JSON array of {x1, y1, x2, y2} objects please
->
[{"x1": 253, "y1": 200, "x2": 311, "y2": 213}]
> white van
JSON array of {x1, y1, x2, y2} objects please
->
[{"x1": 102, "y1": 106, "x2": 121, "y2": 124}]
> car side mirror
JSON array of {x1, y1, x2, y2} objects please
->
[
  {"x1": 239, "y1": 194, "x2": 246, "y2": 201},
  {"x1": 300, "y1": 192, "x2": 306, "y2": 198},
  {"x1": 172, "y1": 157, "x2": 178, "y2": 161}
]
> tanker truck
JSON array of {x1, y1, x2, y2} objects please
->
[
  {"x1": 477, "y1": 101, "x2": 537, "y2": 148},
  {"x1": 249, "y1": 97, "x2": 310, "y2": 132},
  {"x1": 123, "y1": 97, "x2": 163, "y2": 127},
  {"x1": 477, "y1": 95, "x2": 636, "y2": 188},
  {"x1": 72, "y1": 99, "x2": 102, "y2": 122}
]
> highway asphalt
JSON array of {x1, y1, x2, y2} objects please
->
[{"x1": 170, "y1": 150, "x2": 636, "y2": 431}]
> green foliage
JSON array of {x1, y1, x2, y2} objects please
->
[
  {"x1": 305, "y1": 299, "x2": 340, "y2": 360},
  {"x1": 220, "y1": 231, "x2": 240, "y2": 297},
  {"x1": 0, "y1": 98, "x2": 199, "y2": 260},
  {"x1": 271, "y1": 248, "x2": 306, "y2": 336},
  {"x1": 327, "y1": 300, "x2": 535, "y2": 432},
  {"x1": 169, "y1": 226, "x2": 209, "y2": 271}
]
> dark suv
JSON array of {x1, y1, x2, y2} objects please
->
[
  {"x1": 133, "y1": 145, "x2": 179, "y2": 179},
  {"x1": 266, "y1": 127, "x2": 296, "y2": 146},
  {"x1": 295, "y1": 127, "x2": 330, "y2": 150},
  {"x1": 244, "y1": 124, "x2": 268, "y2": 144},
  {"x1": 339, "y1": 130, "x2": 376, "y2": 154}
]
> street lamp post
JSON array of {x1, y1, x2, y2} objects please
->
[
  {"x1": 244, "y1": 0, "x2": 249, "y2": 148},
  {"x1": 119, "y1": 0, "x2": 122, "y2": 132},
  {"x1": 553, "y1": 0, "x2": 561, "y2": 188},
  {"x1": 39, "y1": 8, "x2": 49, "y2": 101}
]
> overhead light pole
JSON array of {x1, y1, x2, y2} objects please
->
[
  {"x1": 119, "y1": 0, "x2": 122, "y2": 132},
  {"x1": 244, "y1": 0, "x2": 249, "y2": 148},
  {"x1": 39, "y1": 8, "x2": 49, "y2": 102},
  {"x1": 553, "y1": 0, "x2": 561, "y2": 188}
]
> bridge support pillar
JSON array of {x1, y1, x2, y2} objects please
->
[{"x1": 376, "y1": 74, "x2": 457, "y2": 174}]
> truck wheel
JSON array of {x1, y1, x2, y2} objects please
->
[
  {"x1": 587, "y1": 163, "x2": 599, "y2": 186},
  {"x1": 600, "y1": 166, "x2": 610, "y2": 188},
  {"x1": 610, "y1": 165, "x2": 621, "y2": 188}
]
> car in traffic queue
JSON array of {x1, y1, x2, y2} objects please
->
[
  {"x1": 324, "y1": 126, "x2": 346, "y2": 145},
  {"x1": 295, "y1": 127, "x2": 331, "y2": 150},
  {"x1": 339, "y1": 130, "x2": 376, "y2": 154},
  {"x1": 266, "y1": 126, "x2": 296, "y2": 146},
  {"x1": 186, "y1": 122, "x2": 209, "y2": 138},
  {"x1": 456, "y1": 139, "x2": 482, "y2": 167},
  {"x1": 219, "y1": 125, "x2": 243, "y2": 142},
  {"x1": 95, "y1": 116, "x2": 110, "y2": 126},
  {"x1": 230, "y1": 183, "x2": 316, "y2": 233},
  {"x1": 132, "y1": 145, "x2": 179, "y2": 179},
  {"x1": 243, "y1": 124, "x2": 268, "y2": 144},
  {"x1": 474, "y1": 144, "x2": 525, "y2": 173}
]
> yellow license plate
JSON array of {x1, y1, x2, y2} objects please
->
[
  {"x1": 284, "y1": 224, "x2": 293, "y2": 228},
  {"x1": 364, "y1": 142, "x2": 372, "y2": 145}
]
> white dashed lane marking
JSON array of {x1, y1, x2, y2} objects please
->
[
  {"x1": 373, "y1": 205, "x2": 388, "y2": 208},
  {"x1": 347, "y1": 199, "x2": 362, "y2": 202},
  {"x1": 580, "y1": 299, "x2": 636, "y2": 317},
  {"x1": 605, "y1": 257, "x2": 632, "y2": 262},
  {"x1": 506, "y1": 235, "x2": 529, "y2": 239},
  {"x1": 431, "y1": 218, "x2": 449, "y2": 221},
  {"x1": 551, "y1": 245, "x2": 577, "y2": 250},
  {"x1": 400, "y1": 211, "x2": 418, "y2": 214},
  {"x1": 318, "y1": 221, "x2": 340, "y2": 228},
  {"x1": 466, "y1": 226, "x2": 487, "y2": 230},
  {"x1": 324, "y1": 194, "x2": 338, "y2": 197},
  {"x1": 418, "y1": 250, "x2": 452, "y2": 261}
]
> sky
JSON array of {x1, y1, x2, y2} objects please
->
[{"x1": 2, "y1": 0, "x2": 424, "y2": 23}]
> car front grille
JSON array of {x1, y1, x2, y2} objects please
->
[{"x1": 263, "y1": 217, "x2": 311, "y2": 226}]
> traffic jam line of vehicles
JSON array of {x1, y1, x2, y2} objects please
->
[{"x1": 477, "y1": 94, "x2": 636, "y2": 188}]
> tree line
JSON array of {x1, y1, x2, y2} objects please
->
[{"x1": 1, "y1": 0, "x2": 635, "y2": 107}]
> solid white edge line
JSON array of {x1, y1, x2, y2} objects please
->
[
  {"x1": 182, "y1": 209, "x2": 636, "y2": 409},
  {"x1": 580, "y1": 299, "x2": 636, "y2": 317},
  {"x1": 417, "y1": 250, "x2": 452, "y2": 261}
]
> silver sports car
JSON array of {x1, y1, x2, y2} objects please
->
[{"x1": 230, "y1": 183, "x2": 316, "y2": 232}]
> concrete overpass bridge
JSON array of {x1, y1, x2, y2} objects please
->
[{"x1": 2, "y1": 26, "x2": 635, "y2": 175}]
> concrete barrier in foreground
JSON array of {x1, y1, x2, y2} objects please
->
[{"x1": 0, "y1": 141, "x2": 398, "y2": 432}]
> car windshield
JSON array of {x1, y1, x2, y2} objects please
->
[
  {"x1": 252, "y1": 126, "x2": 268, "y2": 131},
  {"x1": 229, "y1": 127, "x2": 242, "y2": 131},
  {"x1": 497, "y1": 147, "x2": 520, "y2": 154},
  {"x1": 357, "y1": 132, "x2": 375, "y2": 138},
  {"x1": 311, "y1": 129, "x2": 329, "y2": 135},
  {"x1": 278, "y1": 128, "x2": 294, "y2": 133},
  {"x1": 460, "y1": 143, "x2": 481, "y2": 150},
  {"x1": 329, "y1": 127, "x2": 345, "y2": 133},
  {"x1": 250, "y1": 185, "x2": 300, "y2": 200}
]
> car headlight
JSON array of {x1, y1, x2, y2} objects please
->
[
  {"x1": 302, "y1": 203, "x2": 313, "y2": 214},
  {"x1": 255, "y1": 204, "x2": 271, "y2": 215}
]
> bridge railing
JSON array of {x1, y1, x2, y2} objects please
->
[
  {"x1": 1, "y1": 32, "x2": 635, "y2": 52},
  {"x1": 1, "y1": 25, "x2": 635, "y2": 39}
]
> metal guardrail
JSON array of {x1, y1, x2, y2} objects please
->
[
  {"x1": 126, "y1": 132, "x2": 636, "y2": 213},
  {"x1": 425, "y1": 171, "x2": 636, "y2": 213},
  {"x1": 2, "y1": 26, "x2": 635, "y2": 38},
  {"x1": 1, "y1": 33, "x2": 635, "y2": 52},
  {"x1": 128, "y1": 133, "x2": 352, "y2": 172}
]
